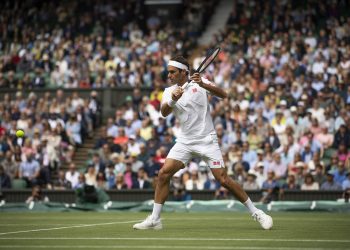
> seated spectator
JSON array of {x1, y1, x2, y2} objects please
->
[
  {"x1": 313, "y1": 164, "x2": 326, "y2": 186},
  {"x1": 185, "y1": 171, "x2": 205, "y2": 190},
  {"x1": 243, "y1": 171, "x2": 259, "y2": 190},
  {"x1": 232, "y1": 151, "x2": 250, "y2": 173},
  {"x1": 333, "y1": 125, "x2": 350, "y2": 149},
  {"x1": 96, "y1": 172, "x2": 106, "y2": 190},
  {"x1": 333, "y1": 161, "x2": 348, "y2": 185},
  {"x1": 336, "y1": 143, "x2": 350, "y2": 164},
  {"x1": 315, "y1": 125, "x2": 333, "y2": 149},
  {"x1": 19, "y1": 153, "x2": 40, "y2": 188},
  {"x1": 132, "y1": 167, "x2": 151, "y2": 189},
  {"x1": 89, "y1": 153, "x2": 106, "y2": 174},
  {"x1": 65, "y1": 163, "x2": 80, "y2": 189},
  {"x1": 282, "y1": 174, "x2": 300, "y2": 190},
  {"x1": 301, "y1": 173, "x2": 319, "y2": 190},
  {"x1": 124, "y1": 162, "x2": 136, "y2": 189},
  {"x1": 65, "y1": 115, "x2": 82, "y2": 146},
  {"x1": 1, "y1": 151, "x2": 18, "y2": 181},
  {"x1": 268, "y1": 153, "x2": 287, "y2": 180},
  {"x1": 127, "y1": 135, "x2": 141, "y2": 156},
  {"x1": 320, "y1": 171, "x2": 342, "y2": 190},
  {"x1": 53, "y1": 170, "x2": 71, "y2": 190},
  {"x1": 261, "y1": 170, "x2": 279, "y2": 203},
  {"x1": 0, "y1": 165, "x2": 11, "y2": 188},
  {"x1": 307, "y1": 152, "x2": 324, "y2": 173},
  {"x1": 113, "y1": 127, "x2": 129, "y2": 145},
  {"x1": 84, "y1": 165, "x2": 97, "y2": 187},
  {"x1": 130, "y1": 154, "x2": 144, "y2": 173},
  {"x1": 115, "y1": 173, "x2": 128, "y2": 190}
]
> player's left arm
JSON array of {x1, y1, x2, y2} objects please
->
[{"x1": 190, "y1": 73, "x2": 227, "y2": 99}]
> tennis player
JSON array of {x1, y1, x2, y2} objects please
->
[{"x1": 133, "y1": 56, "x2": 273, "y2": 230}]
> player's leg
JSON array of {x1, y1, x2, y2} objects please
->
[
  {"x1": 210, "y1": 167, "x2": 248, "y2": 203},
  {"x1": 210, "y1": 167, "x2": 273, "y2": 230},
  {"x1": 200, "y1": 135, "x2": 273, "y2": 230},
  {"x1": 133, "y1": 143, "x2": 190, "y2": 230},
  {"x1": 154, "y1": 158, "x2": 185, "y2": 204}
]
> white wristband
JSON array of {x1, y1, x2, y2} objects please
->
[{"x1": 167, "y1": 99, "x2": 176, "y2": 108}]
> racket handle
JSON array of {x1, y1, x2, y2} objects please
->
[
  {"x1": 181, "y1": 70, "x2": 198, "y2": 90},
  {"x1": 181, "y1": 81, "x2": 190, "y2": 90}
]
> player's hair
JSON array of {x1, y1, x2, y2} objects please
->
[{"x1": 170, "y1": 55, "x2": 190, "y2": 74}]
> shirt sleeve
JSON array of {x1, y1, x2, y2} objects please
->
[{"x1": 161, "y1": 87, "x2": 172, "y2": 106}]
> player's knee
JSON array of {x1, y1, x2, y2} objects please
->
[
  {"x1": 158, "y1": 169, "x2": 172, "y2": 183},
  {"x1": 218, "y1": 175, "x2": 230, "y2": 188}
]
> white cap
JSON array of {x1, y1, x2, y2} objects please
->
[
  {"x1": 290, "y1": 106, "x2": 297, "y2": 112},
  {"x1": 280, "y1": 100, "x2": 287, "y2": 106}
]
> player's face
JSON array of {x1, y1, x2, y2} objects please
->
[{"x1": 167, "y1": 66, "x2": 182, "y2": 83}]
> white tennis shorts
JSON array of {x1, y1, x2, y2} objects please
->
[{"x1": 167, "y1": 133, "x2": 224, "y2": 168}]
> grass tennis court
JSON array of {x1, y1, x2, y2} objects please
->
[{"x1": 0, "y1": 211, "x2": 349, "y2": 249}]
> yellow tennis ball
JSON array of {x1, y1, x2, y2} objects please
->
[{"x1": 16, "y1": 130, "x2": 25, "y2": 138}]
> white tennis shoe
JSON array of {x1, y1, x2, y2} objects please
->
[
  {"x1": 252, "y1": 209, "x2": 273, "y2": 230},
  {"x1": 133, "y1": 215, "x2": 162, "y2": 230}
]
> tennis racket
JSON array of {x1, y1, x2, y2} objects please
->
[{"x1": 181, "y1": 47, "x2": 221, "y2": 90}]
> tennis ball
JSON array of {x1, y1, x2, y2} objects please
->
[{"x1": 16, "y1": 129, "x2": 25, "y2": 138}]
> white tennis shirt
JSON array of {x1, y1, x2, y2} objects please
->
[{"x1": 161, "y1": 78, "x2": 215, "y2": 144}]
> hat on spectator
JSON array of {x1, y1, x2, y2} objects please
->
[
  {"x1": 111, "y1": 152, "x2": 120, "y2": 159},
  {"x1": 256, "y1": 149, "x2": 264, "y2": 155},
  {"x1": 292, "y1": 81, "x2": 299, "y2": 87},
  {"x1": 290, "y1": 106, "x2": 297, "y2": 112},
  {"x1": 237, "y1": 85, "x2": 245, "y2": 93},
  {"x1": 296, "y1": 161, "x2": 305, "y2": 168},
  {"x1": 280, "y1": 100, "x2": 287, "y2": 106},
  {"x1": 298, "y1": 101, "x2": 304, "y2": 107},
  {"x1": 268, "y1": 87, "x2": 275, "y2": 93},
  {"x1": 257, "y1": 161, "x2": 264, "y2": 168},
  {"x1": 301, "y1": 94, "x2": 308, "y2": 100},
  {"x1": 247, "y1": 169, "x2": 257, "y2": 178},
  {"x1": 129, "y1": 134, "x2": 136, "y2": 140},
  {"x1": 125, "y1": 96, "x2": 132, "y2": 102}
]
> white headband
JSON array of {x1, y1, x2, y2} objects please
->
[{"x1": 168, "y1": 60, "x2": 189, "y2": 71}]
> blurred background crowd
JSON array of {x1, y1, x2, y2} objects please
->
[{"x1": 0, "y1": 0, "x2": 350, "y2": 202}]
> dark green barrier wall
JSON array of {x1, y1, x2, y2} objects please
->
[{"x1": 1, "y1": 189, "x2": 344, "y2": 203}]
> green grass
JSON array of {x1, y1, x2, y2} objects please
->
[{"x1": 0, "y1": 211, "x2": 349, "y2": 249}]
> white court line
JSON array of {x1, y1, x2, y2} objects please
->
[
  {"x1": 0, "y1": 246, "x2": 341, "y2": 250},
  {"x1": 0, "y1": 237, "x2": 349, "y2": 243},
  {"x1": 2, "y1": 217, "x2": 349, "y2": 225},
  {"x1": 0, "y1": 220, "x2": 140, "y2": 236}
]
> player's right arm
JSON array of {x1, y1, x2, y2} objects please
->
[{"x1": 160, "y1": 87, "x2": 184, "y2": 117}]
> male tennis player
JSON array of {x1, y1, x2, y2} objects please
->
[{"x1": 133, "y1": 56, "x2": 273, "y2": 230}]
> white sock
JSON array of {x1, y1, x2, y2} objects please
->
[
  {"x1": 243, "y1": 198, "x2": 259, "y2": 214},
  {"x1": 151, "y1": 203, "x2": 163, "y2": 220}
]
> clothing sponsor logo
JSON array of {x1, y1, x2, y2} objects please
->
[
  {"x1": 192, "y1": 88, "x2": 197, "y2": 93},
  {"x1": 213, "y1": 161, "x2": 220, "y2": 166}
]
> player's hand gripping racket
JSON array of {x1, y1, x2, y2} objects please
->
[{"x1": 181, "y1": 47, "x2": 221, "y2": 90}]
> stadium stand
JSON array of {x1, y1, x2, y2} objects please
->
[{"x1": 0, "y1": 0, "x2": 350, "y2": 204}]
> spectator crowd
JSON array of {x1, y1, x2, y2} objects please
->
[{"x1": 1, "y1": 0, "x2": 350, "y2": 203}]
